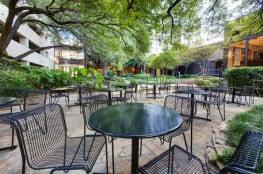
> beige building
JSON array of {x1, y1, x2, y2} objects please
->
[
  {"x1": 54, "y1": 48, "x2": 84, "y2": 72},
  {"x1": 0, "y1": 3, "x2": 54, "y2": 68}
]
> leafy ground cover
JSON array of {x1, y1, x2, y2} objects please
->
[{"x1": 212, "y1": 105, "x2": 263, "y2": 172}]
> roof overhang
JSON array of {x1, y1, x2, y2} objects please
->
[{"x1": 230, "y1": 35, "x2": 263, "y2": 51}]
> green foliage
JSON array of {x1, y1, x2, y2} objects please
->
[
  {"x1": 214, "y1": 105, "x2": 263, "y2": 173},
  {"x1": 0, "y1": 68, "x2": 72, "y2": 90},
  {"x1": 226, "y1": 105, "x2": 263, "y2": 146},
  {"x1": 224, "y1": 67, "x2": 263, "y2": 88},
  {"x1": 73, "y1": 67, "x2": 104, "y2": 89},
  {"x1": 0, "y1": 70, "x2": 34, "y2": 89},
  {"x1": 134, "y1": 73, "x2": 152, "y2": 79},
  {"x1": 196, "y1": 76, "x2": 223, "y2": 88},
  {"x1": 107, "y1": 69, "x2": 117, "y2": 78},
  {"x1": 213, "y1": 148, "x2": 235, "y2": 165},
  {"x1": 225, "y1": 12, "x2": 263, "y2": 43},
  {"x1": 111, "y1": 77, "x2": 130, "y2": 87},
  {"x1": 147, "y1": 49, "x2": 179, "y2": 70},
  {"x1": 0, "y1": 59, "x2": 72, "y2": 90},
  {"x1": 178, "y1": 42, "x2": 223, "y2": 63}
]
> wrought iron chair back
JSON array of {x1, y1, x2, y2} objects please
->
[
  {"x1": 163, "y1": 95, "x2": 196, "y2": 153},
  {"x1": 7, "y1": 104, "x2": 67, "y2": 169},
  {"x1": 124, "y1": 85, "x2": 136, "y2": 101},
  {"x1": 209, "y1": 88, "x2": 226, "y2": 104},
  {"x1": 79, "y1": 86, "x2": 93, "y2": 99},
  {"x1": 243, "y1": 86, "x2": 254, "y2": 96},
  {"x1": 24, "y1": 89, "x2": 48, "y2": 111},
  {"x1": 164, "y1": 95, "x2": 193, "y2": 119},
  {"x1": 82, "y1": 94, "x2": 108, "y2": 130}
]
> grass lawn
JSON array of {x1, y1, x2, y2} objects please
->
[{"x1": 213, "y1": 105, "x2": 263, "y2": 172}]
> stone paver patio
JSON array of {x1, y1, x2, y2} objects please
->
[{"x1": 0, "y1": 90, "x2": 262, "y2": 174}]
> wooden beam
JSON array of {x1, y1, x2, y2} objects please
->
[{"x1": 244, "y1": 36, "x2": 249, "y2": 65}]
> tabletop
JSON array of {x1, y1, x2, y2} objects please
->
[
  {"x1": 177, "y1": 88, "x2": 211, "y2": 95},
  {"x1": 89, "y1": 103, "x2": 182, "y2": 138},
  {"x1": 96, "y1": 87, "x2": 124, "y2": 92},
  {"x1": 0, "y1": 97, "x2": 17, "y2": 107},
  {"x1": 51, "y1": 87, "x2": 76, "y2": 92}
]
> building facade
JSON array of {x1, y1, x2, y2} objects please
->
[
  {"x1": 0, "y1": 3, "x2": 54, "y2": 68},
  {"x1": 227, "y1": 34, "x2": 263, "y2": 67},
  {"x1": 54, "y1": 48, "x2": 84, "y2": 72}
]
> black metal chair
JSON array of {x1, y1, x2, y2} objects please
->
[
  {"x1": 196, "y1": 88, "x2": 226, "y2": 121},
  {"x1": 174, "y1": 84, "x2": 194, "y2": 98},
  {"x1": 82, "y1": 94, "x2": 109, "y2": 131},
  {"x1": 6, "y1": 104, "x2": 107, "y2": 174},
  {"x1": 139, "y1": 81, "x2": 148, "y2": 95},
  {"x1": 78, "y1": 86, "x2": 93, "y2": 113},
  {"x1": 24, "y1": 89, "x2": 48, "y2": 111},
  {"x1": 158, "y1": 78, "x2": 170, "y2": 96},
  {"x1": 112, "y1": 85, "x2": 136, "y2": 103},
  {"x1": 82, "y1": 94, "x2": 117, "y2": 174},
  {"x1": 0, "y1": 89, "x2": 47, "y2": 152},
  {"x1": 236, "y1": 86, "x2": 255, "y2": 106},
  {"x1": 140, "y1": 131, "x2": 263, "y2": 174},
  {"x1": 160, "y1": 95, "x2": 195, "y2": 151},
  {"x1": 139, "y1": 144, "x2": 217, "y2": 174}
]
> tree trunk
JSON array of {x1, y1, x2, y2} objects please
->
[
  {"x1": 103, "y1": 63, "x2": 107, "y2": 76},
  {"x1": 0, "y1": 0, "x2": 19, "y2": 58}
]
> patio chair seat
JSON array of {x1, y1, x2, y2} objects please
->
[
  {"x1": 6, "y1": 104, "x2": 107, "y2": 173},
  {"x1": 139, "y1": 144, "x2": 214, "y2": 174},
  {"x1": 162, "y1": 118, "x2": 190, "y2": 142},
  {"x1": 195, "y1": 99, "x2": 224, "y2": 105},
  {"x1": 28, "y1": 135, "x2": 105, "y2": 171},
  {"x1": 112, "y1": 96, "x2": 128, "y2": 102}
]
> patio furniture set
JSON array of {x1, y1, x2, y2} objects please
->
[{"x1": 0, "y1": 82, "x2": 260, "y2": 174}]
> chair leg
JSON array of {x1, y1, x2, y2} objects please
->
[
  {"x1": 11, "y1": 125, "x2": 15, "y2": 149},
  {"x1": 67, "y1": 95, "x2": 70, "y2": 108},
  {"x1": 111, "y1": 138, "x2": 115, "y2": 174},
  {"x1": 105, "y1": 137, "x2": 109, "y2": 173},
  {"x1": 22, "y1": 158, "x2": 26, "y2": 174},
  {"x1": 168, "y1": 139, "x2": 172, "y2": 174},
  {"x1": 139, "y1": 139, "x2": 142, "y2": 156},
  {"x1": 159, "y1": 136, "x2": 165, "y2": 144},
  {"x1": 182, "y1": 133, "x2": 188, "y2": 152},
  {"x1": 217, "y1": 104, "x2": 225, "y2": 121},
  {"x1": 19, "y1": 104, "x2": 23, "y2": 111}
]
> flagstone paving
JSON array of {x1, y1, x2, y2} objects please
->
[{"x1": 0, "y1": 91, "x2": 261, "y2": 174}]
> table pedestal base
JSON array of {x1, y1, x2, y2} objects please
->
[{"x1": 132, "y1": 138, "x2": 139, "y2": 174}]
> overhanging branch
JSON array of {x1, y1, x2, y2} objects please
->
[{"x1": 15, "y1": 45, "x2": 82, "y2": 60}]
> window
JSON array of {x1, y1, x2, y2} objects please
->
[{"x1": 29, "y1": 41, "x2": 40, "y2": 53}]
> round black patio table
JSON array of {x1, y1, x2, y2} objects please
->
[
  {"x1": 89, "y1": 103, "x2": 182, "y2": 174},
  {"x1": 0, "y1": 97, "x2": 17, "y2": 108}
]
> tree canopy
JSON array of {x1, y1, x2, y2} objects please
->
[
  {"x1": 147, "y1": 49, "x2": 179, "y2": 70},
  {"x1": 0, "y1": 0, "x2": 203, "y2": 65},
  {"x1": 0, "y1": 0, "x2": 262, "y2": 67}
]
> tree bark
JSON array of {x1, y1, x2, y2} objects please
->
[
  {"x1": 15, "y1": 45, "x2": 80, "y2": 60},
  {"x1": 0, "y1": 0, "x2": 18, "y2": 57}
]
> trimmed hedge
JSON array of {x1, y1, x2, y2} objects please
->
[
  {"x1": 196, "y1": 76, "x2": 223, "y2": 88},
  {"x1": 224, "y1": 67, "x2": 263, "y2": 88}
]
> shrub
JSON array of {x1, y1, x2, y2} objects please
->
[
  {"x1": 134, "y1": 73, "x2": 152, "y2": 79},
  {"x1": 0, "y1": 70, "x2": 34, "y2": 89},
  {"x1": 196, "y1": 76, "x2": 223, "y2": 88},
  {"x1": 224, "y1": 67, "x2": 263, "y2": 88},
  {"x1": 0, "y1": 62, "x2": 73, "y2": 90}
]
